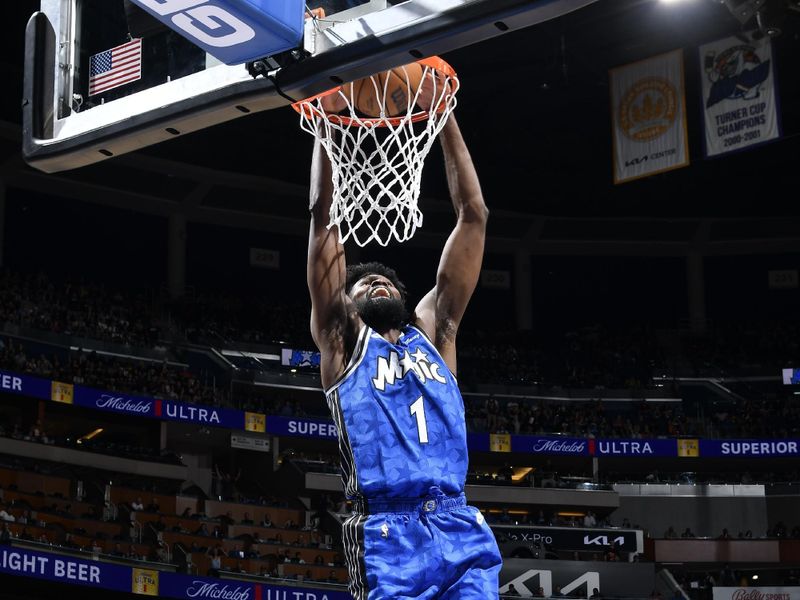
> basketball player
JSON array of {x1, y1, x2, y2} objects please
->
[{"x1": 307, "y1": 114, "x2": 502, "y2": 599}]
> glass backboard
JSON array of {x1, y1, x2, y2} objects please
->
[{"x1": 23, "y1": 0, "x2": 598, "y2": 173}]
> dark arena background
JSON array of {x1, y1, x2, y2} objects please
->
[{"x1": 2, "y1": 0, "x2": 800, "y2": 599}]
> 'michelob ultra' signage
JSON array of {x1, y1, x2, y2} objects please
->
[{"x1": 1, "y1": 544, "x2": 354, "y2": 599}]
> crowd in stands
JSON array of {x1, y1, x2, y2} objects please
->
[
  {"x1": 0, "y1": 455, "x2": 348, "y2": 584},
  {"x1": 465, "y1": 396, "x2": 693, "y2": 437},
  {"x1": 0, "y1": 337, "x2": 226, "y2": 406},
  {"x1": 167, "y1": 291, "x2": 313, "y2": 348},
  {"x1": 0, "y1": 270, "x2": 159, "y2": 348},
  {"x1": 3, "y1": 268, "x2": 799, "y2": 384},
  {"x1": 3, "y1": 328, "x2": 800, "y2": 442},
  {"x1": 3, "y1": 267, "x2": 800, "y2": 441}
]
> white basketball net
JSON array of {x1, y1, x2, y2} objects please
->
[{"x1": 295, "y1": 59, "x2": 459, "y2": 246}]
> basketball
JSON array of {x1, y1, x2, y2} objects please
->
[{"x1": 350, "y1": 62, "x2": 425, "y2": 117}]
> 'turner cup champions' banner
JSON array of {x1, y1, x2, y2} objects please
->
[
  {"x1": 610, "y1": 49, "x2": 689, "y2": 184},
  {"x1": 700, "y1": 35, "x2": 781, "y2": 157}
]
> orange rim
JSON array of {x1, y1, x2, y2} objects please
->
[{"x1": 291, "y1": 56, "x2": 458, "y2": 128}]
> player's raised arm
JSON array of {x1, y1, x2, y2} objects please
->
[
  {"x1": 307, "y1": 136, "x2": 356, "y2": 387},
  {"x1": 415, "y1": 115, "x2": 488, "y2": 373}
]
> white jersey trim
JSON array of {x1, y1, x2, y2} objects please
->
[
  {"x1": 407, "y1": 324, "x2": 458, "y2": 384},
  {"x1": 325, "y1": 324, "x2": 371, "y2": 396}
]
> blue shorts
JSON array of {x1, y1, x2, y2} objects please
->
[{"x1": 342, "y1": 490, "x2": 502, "y2": 600}]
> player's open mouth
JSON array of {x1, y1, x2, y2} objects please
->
[{"x1": 369, "y1": 286, "x2": 391, "y2": 299}]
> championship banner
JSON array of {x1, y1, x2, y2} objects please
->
[
  {"x1": 610, "y1": 49, "x2": 689, "y2": 183},
  {"x1": 490, "y1": 433, "x2": 512, "y2": 453},
  {"x1": 713, "y1": 587, "x2": 800, "y2": 600},
  {"x1": 677, "y1": 438, "x2": 700, "y2": 458},
  {"x1": 244, "y1": 411, "x2": 266, "y2": 433},
  {"x1": 51, "y1": 381, "x2": 74, "y2": 404},
  {"x1": 132, "y1": 568, "x2": 160, "y2": 595},
  {"x1": 700, "y1": 35, "x2": 780, "y2": 157}
]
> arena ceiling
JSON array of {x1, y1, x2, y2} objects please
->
[{"x1": 1, "y1": 0, "x2": 799, "y2": 247}]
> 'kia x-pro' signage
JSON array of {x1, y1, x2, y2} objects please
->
[{"x1": 492, "y1": 526, "x2": 643, "y2": 554}]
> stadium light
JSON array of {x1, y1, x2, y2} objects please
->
[{"x1": 77, "y1": 427, "x2": 104, "y2": 444}]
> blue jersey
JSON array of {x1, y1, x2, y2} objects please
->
[{"x1": 326, "y1": 324, "x2": 468, "y2": 500}]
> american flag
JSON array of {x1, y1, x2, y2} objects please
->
[{"x1": 88, "y1": 38, "x2": 142, "y2": 97}]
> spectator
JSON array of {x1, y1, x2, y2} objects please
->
[
  {"x1": 664, "y1": 526, "x2": 678, "y2": 539},
  {"x1": 720, "y1": 564, "x2": 736, "y2": 586},
  {"x1": 583, "y1": 511, "x2": 597, "y2": 528},
  {"x1": 241, "y1": 512, "x2": 253, "y2": 525},
  {"x1": 154, "y1": 540, "x2": 169, "y2": 563},
  {"x1": 261, "y1": 514, "x2": 273, "y2": 528},
  {"x1": 153, "y1": 516, "x2": 166, "y2": 532},
  {"x1": 681, "y1": 528, "x2": 695, "y2": 538},
  {"x1": 0, "y1": 506, "x2": 16, "y2": 522},
  {"x1": 130, "y1": 497, "x2": 144, "y2": 511},
  {"x1": 215, "y1": 465, "x2": 241, "y2": 501},
  {"x1": 505, "y1": 584, "x2": 521, "y2": 597},
  {"x1": 207, "y1": 545, "x2": 224, "y2": 575}
]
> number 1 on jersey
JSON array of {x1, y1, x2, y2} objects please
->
[{"x1": 409, "y1": 396, "x2": 429, "y2": 444}]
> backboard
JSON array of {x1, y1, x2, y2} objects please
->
[{"x1": 23, "y1": 0, "x2": 598, "y2": 173}]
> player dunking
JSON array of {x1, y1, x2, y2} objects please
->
[{"x1": 307, "y1": 114, "x2": 502, "y2": 599}]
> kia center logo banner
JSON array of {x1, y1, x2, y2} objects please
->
[{"x1": 500, "y1": 559, "x2": 655, "y2": 598}]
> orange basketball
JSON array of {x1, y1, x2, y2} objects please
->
[{"x1": 351, "y1": 62, "x2": 425, "y2": 117}]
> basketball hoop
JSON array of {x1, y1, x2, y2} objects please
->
[{"x1": 293, "y1": 56, "x2": 459, "y2": 247}]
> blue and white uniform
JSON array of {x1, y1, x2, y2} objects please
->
[{"x1": 326, "y1": 324, "x2": 501, "y2": 600}]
